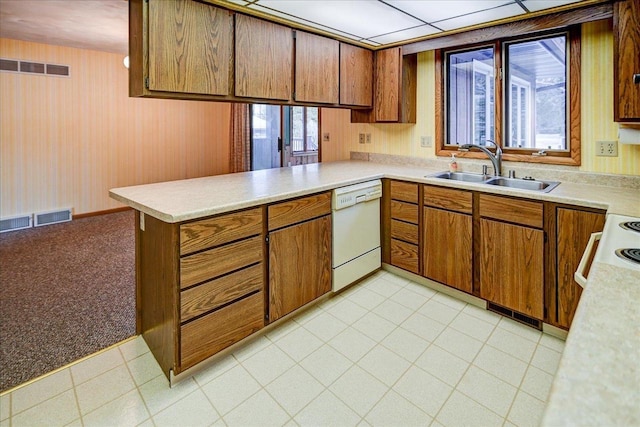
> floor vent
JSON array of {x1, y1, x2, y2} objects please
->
[
  {"x1": 487, "y1": 302, "x2": 542, "y2": 330},
  {"x1": 0, "y1": 215, "x2": 33, "y2": 233},
  {"x1": 1, "y1": 58, "x2": 70, "y2": 77},
  {"x1": 34, "y1": 208, "x2": 72, "y2": 227}
]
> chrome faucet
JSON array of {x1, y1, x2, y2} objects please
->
[{"x1": 458, "y1": 140, "x2": 502, "y2": 176}]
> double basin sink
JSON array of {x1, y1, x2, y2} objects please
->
[{"x1": 429, "y1": 171, "x2": 560, "y2": 193}]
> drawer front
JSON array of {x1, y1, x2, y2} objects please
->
[
  {"x1": 479, "y1": 194, "x2": 543, "y2": 228},
  {"x1": 390, "y1": 200, "x2": 419, "y2": 224},
  {"x1": 180, "y1": 207, "x2": 262, "y2": 256},
  {"x1": 423, "y1": 185, "x2": 472, "y2": 214},
  {"x1": 180, "y1": 236, "x2": 263, "y2": 288},
  {"x1": 390, "y1": 180, "x2": 418, "y2": 203},
  {"x1": 391, "y1": 219, "x2": 418, "y2": 244},
  {"x1": 390, "y1": 238, "x2": 419, "y2": 274},
  {"x1": 268, "y1": 192, "x2": 332, "y2": 231},
  {"x1": 180, "y1": 291, "x2": 264, "y2": 370},
  {"x1": 181, "y1": 264, "x2": 263, "y2": 322}
]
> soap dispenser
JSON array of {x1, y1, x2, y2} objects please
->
[{"x1": 449, "y1": 153, "x2": 458, "y2": 173}]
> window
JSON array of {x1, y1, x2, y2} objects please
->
[
  {"x1": 290, "y1": 106, "x2": 319, "y2": 153},
  {"x1": 437, "y1": 27, "x2": 580, "y2": 165}
]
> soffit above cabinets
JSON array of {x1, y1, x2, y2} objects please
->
[{"x1": 221, "y1": 0, "x2": 598, "y2": 47}]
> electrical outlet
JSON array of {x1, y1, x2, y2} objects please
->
[
  {"x1": 420, "y1": 136, "x2": 432, "y2": 147},
  {"x1": 323, "y1": 132, "x2": 330, "y2": 142},
  {"x1": 366, "y1": 133, "x2": 372, "y2": 144},
  {"x1": 596, "y1": 140, "x2": 618, "y2": 157},
  {"x1": 358, "y1": 133, "x2": 365, "y2": 144}
]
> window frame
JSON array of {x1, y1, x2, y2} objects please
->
[
  {"x1": 435, "y1": 26, "x2": 581, "y2": 166},
  {"x1": 290, "y1": 106, "x2": 319, "y2": 155}
]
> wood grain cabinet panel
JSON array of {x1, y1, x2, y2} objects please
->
[
  {"x1": 295, "y1": 31, "x2": 339, "y2": 104},
  {"x1": 147, "y1": 0, "x2": 232, "y2": 95},
  {"x1": 390, "y1": 180, "x2": 418, "y2": 204},
  {"x1": 339, "y1": 43, "x2": 373, "y2": 107},
  {"x1": 479, "y1": 194, "x2": 543, "y2": 228},
  {"x1": 391, "y1": 219, "x2": 418, "y2": 244},
  {"x1": 424, "y1": 186, "x2": 472, "y2": 214},
  {"x1": 390, "y1": 239, "x2": 419, "y2": 274},
  {"x1": 268, "y1": 192, "x2": 331, "y2": 231},
  {"x1": 235, "y1": 14, "x2": 292, "y2": 101},
  {"x1": 614, "y1": 0, "x2": 640, "y2": 121},
  {"x1": 390, "y1": 201, "x2": 419, "y2": 224}
]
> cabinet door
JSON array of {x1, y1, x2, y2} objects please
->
[
  {"x1": 423, "y1": 207, "x2": 472, "y2": 293},
  {"x1": 295, "y1": 31, "x2": 339, "y2": 104},
  {"x1": 556, "y1": 208, "x2": 605, "y2": 328},
  {"x1": 340, "y1": 43, "x2": 373, "y2": 107},
  {"x1": 148, "y1": 0, "x2": 232, "y2": 95},
  {"x1": 480, "y1": 219, "x2": 544, "y2": 319},
  {"x1": 614, "y1": 0, "x2": 640, "y2": 121},
  {"x1": 235, "y1": 14, "x2": 292, "y2": 101},
  {"x1": 374, "y1": 47, "x2": 401, "y2": 122},
  {"x1": 269, "y1": 215, "x2": 332, "y2": 321}
]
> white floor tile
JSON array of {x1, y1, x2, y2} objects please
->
[
  {"x1": 0, "y1": 394, "x2": 9, "y2": 421},
  {"x1": 138, "y1": 375, "x2": 198, "y2": 416},
  {"x1": 299, "y1": 344, "x2": 353, "y2": 387},
  {"x1": 152, "y1": 389, "x2": 218, "y2": 427},
  {"x1": 487, "y1": 328, "x2": 537, "y2": 363},
  {"x1": 192, "y1": 353, "x2": 239, "y2": 387},
  {"x1": 302, "y1": 311, "x2": 348, "y2": 342},
  {"x1": 403, "y1": 281, "x2": 437, "y2": 298},
  {"x1": 449, "y1": 312, "x2": 496, "y2": 342},
  {"x1": 433, "y1": 328, "x2": 483, "y2": 363},
  {"x1": 378, "y1": 272, "x2": 410, "y2": 287},
  {"x1": 346, "y1": 286, "x2": 386, "y2": 310},
  {"x1": 275, "y1": 327, "x2": 324, "y2": 362},
  {"x1": 64, "y1": 419, "x2": 83, "y2": 427},
  {"x1": 436, "y1": 391, "x2": 503, "y2": 427},
  {"x1": 390, "y1": 287, "x2": 431, "y2": 311},
  {"x1": 415, "y1": 345, "x2": 469, "y2": 387},
  {"x1": 329, "y1": 366, "x2": 387, "y2": 417},
  {"x1": 127, "y1": 352, "x2": 164, "y2": 386},
  {"x1": 11, "y1": 389, "x2": 79, "y2": 427},
  {"x1": 372, "y1": 299, "x2": 414, "y2": 325},
  {"x1": 358, "y1": 345, "x2": 411, "y2": 386},
  {"x1": 294, "y1": 390, "x2": 360, "y2": 426},
  {"x1": 457, "y1": 366, "x2": 516, "y2": 417},
  {"x1": 530, "y1": 345, "x2": 562, "y2": 375},
  {"x1": 118, "y1": 336, "x2": 150, "y2": 362},
  {"x1": 232, "y1": 335, "x2": 271, "y2": 362},
  {"x1": 365, "y1": 390, "x2": 432, "y2": 426},
  {"x1": 224, "y1": 390, "x2": 290, "y2": 427},
  {"x1": 242, "y1": 344, "x2": 296, "y2": 386},
  {"x1": 393, "y1": 366, "x2": 452, "y2": 417},
  {"x1": 418, "y1": 300, "x2": 460, "y2": 325},
  {"x1": 381, "y1": 327, "x2": 430, "y2": 362},
  {"x1": 293, "y1": 304, "x2": 325, "y2": 324},
  {"x1": 431, "y1": 292, "x2": 467, "y2": 310},
  {"x1": 325, "y1": 298, "x2": 369, "y2": 325},
  {"x1": 200, "y1": 365, "x2": 261, "y2": 416},
  {"x1": 497, "y1": 318, "x2": 542, "y2": 343},
  {"x1": 70, "y1": 347, "x2": 124, "y2": 385},
  {"x1": 83, "y1": 389, "x2": 150, "y2": 427},
  {"x1": 329, "y1": 327, "x2": 377, "y2": 362},
  {"x1": 520, "y1": 365, "x2": 554, "y2": 402},
  {"x1": 266, "y1": 365, "x2": 324, "y2": 416},
  {"x1": 363, "y1": 277, "x2": 404, "y2": 298},
  {"x1": 75, "y1": 364, "x2": 136, "y2": 415},
  {"x1": 539, "y1": 334, "x2": 566, "y2": 353},
  {"x1": 352, "y1": 311, "x2": 396, "y2": 342},
  {"x1": 264, "y1": 317, "x2": 301, "y2": 342},
  {"x1": 473, "y1": 345, "x2": 528, "y2": 387},
  {"x1": 507, "y1": 391, "x2": 546, "y2": 427},
  {"x1": 461, "y1": 304, "x2": 501, "y2": 325},
  {"x1": 11, "y1": 368, "x2": 73, "y2": 414},
  {"x1": 401, "y1": 312, "x2": 446, "y2": 342}
]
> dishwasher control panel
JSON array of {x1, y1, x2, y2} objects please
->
[{"x1": 333, "y1": 180, "x2": 382, "y2": 210}]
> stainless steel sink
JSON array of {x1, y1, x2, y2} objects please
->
[
  {"x1": 429, "y1": 171, "x2": 492, "y2": 183},
  {"x1": 484, "y1": 177, "x2": 560, "y2": 193}
]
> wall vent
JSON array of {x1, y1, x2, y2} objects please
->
[
  {"x1": 34, "y1": 208, "x2": 72, "y2": 227},
  {"x1": 487, "y1": 302, "x2": 542, "y2": 330},
  {"x1": 0, "y1": 58, "x2": 70, "y2": 77},
  {"x1": 0, "y1": 215, "x2": 33, "y2": 233}
]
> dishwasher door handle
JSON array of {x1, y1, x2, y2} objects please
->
[{"x1": 574, "y1": 232, "x2": 602, "y2": 288}]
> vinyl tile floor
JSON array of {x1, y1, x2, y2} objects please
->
[{"x1": 0, "y1": 271, "x2": 565, "y2": 427}]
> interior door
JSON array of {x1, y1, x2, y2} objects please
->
[{"x1": 251, "y1": 104, "x2": 282, "y2": 170}]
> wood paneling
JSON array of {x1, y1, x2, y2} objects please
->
[
  {"x1": 148, "y1": 0, "x2": 232, "y2": 95},
  {"x1": 268, "y1": 191, "x2": 331, "y2": 231},
  {"x1": 180, "y1": 207, "x2": 262, "y2": 255},
  {"x1": 480, "y1": 219, "x2": 544, "y2": 319},
  {"x1": 180, "y1": 291, "x2": 264, "y2": 371},
  {"x1": 390, "y1": 180, "x2": 418, "y2": 203},
  {"x1": 556, "y1": 207, "x2": 605, "y2": 329},
  {"x1": 424, "y1": 185, "x2": 472, "y2": 214},
  {"x1": 235, "y1": 14, "x2": 292, "y2": 101},
  {"x1": 339, "y1": 43, "x2": 373, "y2": 107},
  {"x1": 390, "y1": 239, "x2": 419, "y2": 274},
  {"x1": 423, "y1": 207, "x2": 472, "y2": 293},
  {"x1": 269, "y1": 215, "x2": 332, "y2": 321},
  {"x1": 479, "y1": 194, "x2": 543, "y2": 228},
  {"x1": 295, "y1": 31, "x2": 339, "y2": 104},
  {"x1": 613, "y1": 0, "x2": 640, "y2": 121},
  {"x1": 0, "y1": 38, "x2": 231, "y2": 217},
  {"x1": 390, "y1": 200, "x2": 419, "y2": 224}
]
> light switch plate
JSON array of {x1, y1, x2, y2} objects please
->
[
  {"x1": 366, "y1": 133, "x2": 371, "y2": 144},
  {"x1": 323, "y1": 132, "x2": 330, "y2": 142},
  {"x1": 420, "y1": 136, "x2": 432, "y2": 147}
]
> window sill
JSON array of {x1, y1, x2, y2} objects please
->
[{"x1": 436, "y1": 148, "x2": 581, "y2": 166}]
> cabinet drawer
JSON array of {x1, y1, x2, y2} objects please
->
[
  {"x1": 180, "y1": 207, "x2": 262, "y2": 256},
  {"x1": 423, "y1": 185, "x2": 472, "y2": 214},
  {"x1": 180, "y1": 291, "x2": 264, "y2": 370},
  {"x1": 390, "y1": 180, "x2": 418, "y2": 203},
  {"x1": 391, "y1": 200, "x2": 419, "y2": 224},
  {"x1": 391, "y1": 219, "x2": 418, "y2": 244},
  {"x1": 181, "y1": 264, "x2": 263, "y2": 322},
  {"x1": 180, "y1": 236, "x2": 262, "y2": 288},
  {"x1": 479, "y1": 194, "x2": 543, "y2": 228},
  {"x1": 268, "y1": 192, "x2": 331, "y2": 231},
  {"x1": 390, "y1": 239, "x2": 419, "y2": 274}
]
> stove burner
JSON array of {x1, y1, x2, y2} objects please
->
[
  {"x1": 615, "y1": 248, "x2": 640, "y2": 265},
  {"x1": 619, "y1": 221, "x2": 640, "y2": 233}
]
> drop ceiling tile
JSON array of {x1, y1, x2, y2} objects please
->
[
  {"x1": 522, "y1": 0, "x2": 586, "y2": 12},
  {"x1": 385, "y1": 0, "x2": 515, "y2": 25},
  {"x1": 252, "y1": 0, "x2": 423, "y2": 39},
  {"x1": 368, "y1": 24, "x2": 441, "y2": 45},
  {"x1": 435, "y1": 3, "x2": 526, "y2": 31}
]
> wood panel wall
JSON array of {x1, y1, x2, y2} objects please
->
[{"x1": 0, "y1": 38, "x2": 231, "y2": 217}]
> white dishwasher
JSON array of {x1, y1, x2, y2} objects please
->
[{"x1": 332, "y1": 180, "x2": 382, "y2": 292}]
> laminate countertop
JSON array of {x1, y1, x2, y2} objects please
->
[{"x1": 110, "y1": 160, "x2": 640, "y2": 425}]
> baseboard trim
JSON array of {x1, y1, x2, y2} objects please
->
[{"x1": 73, "y1": 207, "x2": 131, "y2": 219}]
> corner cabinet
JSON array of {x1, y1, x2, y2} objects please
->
[
  {"x1": 614, "y1": 0, "x2": 640, "y2": 121},
  {"x1": 294, "y1": 31, "x2": 339, "y2": 104}
]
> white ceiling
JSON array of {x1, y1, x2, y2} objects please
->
[{"x1": 0, "y1": 0, "x2": 592, "y2": 55}]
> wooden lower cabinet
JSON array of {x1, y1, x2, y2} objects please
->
[{"x1": 390, "y1": 238, "x2": 419, "y2": 274}]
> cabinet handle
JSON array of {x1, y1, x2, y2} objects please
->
[
  {"x1": 634, "y1": 74, "x2": 640, "y2": 84},
  {"x1": 574, "y1": 232, "x2": 602, "y2": 288}
]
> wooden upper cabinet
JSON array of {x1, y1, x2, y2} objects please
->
[
  {"x1": 340, "y1": 43, "x2": 373, "y2": 107},
  {"x1": 613, "y1": 0, "x2": 640, "y2": 121},
  {"x1": 235, "y1": 14, "x2": 293, "y2": 101},
  {"x1": 295, "y1": 31, "x2": 339, "y2": 104}
]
